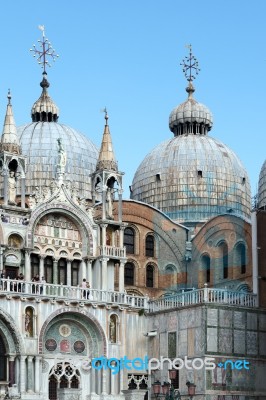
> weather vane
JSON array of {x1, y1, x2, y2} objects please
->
[
  {"x1": 30, "y1": 25, "x2": 59, "y2": 73},
  {"x1": 180, "y1": 44, "x2": 200, "y2": 82}
]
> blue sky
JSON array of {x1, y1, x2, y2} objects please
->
[{"x1": 0, "y1": 0, "x2": 265, "y2": 198}]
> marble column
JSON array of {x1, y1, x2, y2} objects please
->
[
  {"x1": 8, "y1": 355, "x2": 15, "y2": 386},
  {"x1": 119, "y1": 262, "x2": 125, "y2": 292},
  {"x1": 3, "y1": 170, "x2": 8, "y2": 206},
  {"x1": 34, "y1": 356, "x2": 40, "y2": 393},
  {"x1": 110, "y1": 362, "x2": 117, "y2": 395},
  {"x1": 39, "y1": 255, "x2": 44, "y2": 279},
  {"x1": 81, "y1": 259, "x2": 86, "y2": 281},
  {"x1": 119, "y1": 226, "x2": 125, "y2": 248},
  {"x1": 20, "y1": 176, "x2": 26, "y2": 208},
  {"x1": 20, "y1": 356, "x2": 26, "y2": 394},
  {"x1": 90, "y1": 364, "x2": 96, "y2": 394},
  {"x1": 24, "y1": 251, "x2": 31, "y2": 282},
  {"x1": 101, "y1": 224, "x2": 107, "y2": 247},
  {"x1": 101, "y1": 258, "x2": 108, "y2": 291},
  {"x1": 67, "y1": 259, "x2": 71, "y2": 286},
  {"x1": 102, "y1": 369, "x2": 107, "y2": 395},
  {"x1": 0, "y1": 247, "x2": 4, "y2": 273},
  {"x1": 102, "y1": 189, "x2": 107, "y2": 220},
  {"x1": 27, "y1": 356, "x2": 34, "y2": 392},
  {"x1": 87, "y1": 259, "x2": 92, "y2": 284},
  {"x1": 118, "y1": 190, "x2": 123, "y2": 222},
  {"x1": 53, "y1": 258, "x2": 58, "y2": 285}
]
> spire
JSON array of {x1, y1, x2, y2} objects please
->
[
  {"x1": 30, "y1": 26, "x2": 59, "y2": 122},
  {"x1": 0, "y1": 90, "x2": 21, "y2": 154},
  {"x1": 96, "y1": 109, "x2": 118, "y2": 172}
]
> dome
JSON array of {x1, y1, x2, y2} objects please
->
[
  {"x1": 130, "y1": 135, "x2": 251, "y2": 223},
  {"x1": 169, "y1": 97, "x2": 213, "y2": 135},
  {"x1": 17, "y1": 122, "x2": 98, "y2": 199},
  {"x1": 258, "y1": 160, "x2": 266, "y2": 208}
]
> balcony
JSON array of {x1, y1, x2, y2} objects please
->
[
  {"x1": 98, "y1": 245, "x2": 126, "y2": 258},
  {"x1": 0, "y1": 279, "x2": 148, "y2": 309},
  {"x1": 148, "y1": 286, "x2": 258, "y2": 313}
]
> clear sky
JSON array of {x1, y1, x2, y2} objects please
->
[{"x1": 0, "y1": 0, "x2": 265, "y2": 199}]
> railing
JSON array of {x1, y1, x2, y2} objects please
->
[
  {"x1": 148, "y1": 287, "x2": 257, "y2": 313},
  {"x1": 98, "y1": 245, "x2": 126, "y2": 258},
  {"x1": 0, "y1": 279, "x2": 148, "y2": 309}
]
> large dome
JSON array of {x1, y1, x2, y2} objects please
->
[
  {"x1": 130, "y1": 135, "x2": 251, "y2": 223},
  {"x1": 258, "y1": 160, "x2": 266, "y2": 209},
  {"x1": 17, "y1": 122, "x2": 98, "y2": 199}
]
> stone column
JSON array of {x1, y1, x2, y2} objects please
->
[
  {"x1": 119, "y1": 226, "x2": 125, "y2": 248},
  {"x1": 20, "y1": 176, "x2": 26, "y2": 208},
  {"x1": 20, "y1": 356, "x2": 26, "y2": 394},
  {"x1": 119, "y1": 262, "x2": 125, "y2": 292},
  {"x1": 39, "y1": 255, "x2": 44, "y2": 279},
  {"x1": 101, "y1": 258, "x2": 108, "y2": 290},
  {"x1": 3, "y1": 169, "x2": 8, "y2": 206},
  {"x1": 87, "y1": 259, "x2": 92, "y2": 284},
  {"x1": 53, "y1": 258, "x2": 58, "y2": 285},
  {"x1": 67, "y1": 259, "x2": 71, "y2": 286},
  {"x1": 101, "y1": 224, "x2": 107, "y2": 247},
  {"x1": 118, "y1": 189, "x2": 123, "y2": 222},
  {"x1": 90, "y1": 363, "x2": 96, "y2": 394},
  {"x1": 122, "y1": 389, "x2": 148, "y2": 400},
  {"x1": 81, "y1": 258, "x2": 86, "y2": 281},
  {"x1": 8, "y1": 355, "x2": 15, "y2": 386},
  {"x1": 102, "y1": 369, "x2": 107, "y2": 395},
  {"x1": 25, "y1": 251, "x2": 31, "y2": 282},
  {"x1": 110, "y1": 361, "x2": 117, "y2": 395},
  {"x1": 102, "y1": 189, "x2": 107, "y2": 220},
  {"x1": 27, "y1": 356, "x2": 34, "y2": 392},
  {"x1": 34, "y1": 356, "x2": 40, "y2": 393}
]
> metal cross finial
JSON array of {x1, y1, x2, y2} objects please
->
[
  {"x1": 102, "y1": 107, "x2": 109, "y2": 124},
  {"x1": 180, "y1": 44, "x2": 200, "y2": 82},
  {"x1": 7, "y1": 89, "x2": 11, "y2": 105},
  {"x1": 30, "y1": 26, "x2": 59, "y2": 73}
]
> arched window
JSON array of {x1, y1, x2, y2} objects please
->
[
  {"x1": 71, "y1": 260, "x2": 80, "y2": 286},
  {"x1": 124, "y1": 262, "x2": 134, "y2": 285},
  {"x1": 0, "y1": 336, "x2": 7, "y2": 381},
  {"x1": 221, "y1": 243, "x2": 228, "y2": 279},
  {"x1": 58, "y1": 259, "x2": 67, "y2": 285},
  {"x1": 146, "y1": 265, "x2": 154, "y2": 288},
  {"x1": 44, "y1": 256, "x2": 53, "y2": 283},
  {"x1": 145, "y1": 235, "x2": 154, "y2": 257},
  {"x1": 202, "y1": 255, "x2": 211, "y2": 283},
  {"x1": 30, "y1": 254, "x2": 39, "y2": 279},
  {"x1": 124, "y1": 228, "x2": 135, "y2": 254},
  {"x1": 236, "y1": 243, "x2": 246, "y2": 274}
]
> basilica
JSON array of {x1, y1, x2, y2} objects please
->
[{"x1": 0, "y1": 33, "x2": 265, "y2": 400}]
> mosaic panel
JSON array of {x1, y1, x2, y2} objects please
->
[
  {"x1": 207, "y1": 327, "x2": 217, "y2": 352},
  {"x1": 179, "y1": 311, "x2": 188, "y2": 329},
  {"x1": 247, "y1": 331, "x2": 257, "y2": 355},
  {"x1": 179, "y1": 330, "x2": 187, "y2": 356},
  {"x1": 234, "y1": 330, "x2": 245, "y2": 354},
  {"x1": 207, "y1": 308, "x2": 218, "y2": 326},
  {"x1": 219, "y1": 328, "x2": 232, "y2": 353}
]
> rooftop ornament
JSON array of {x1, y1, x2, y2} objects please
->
[
  {"x1": 180, "y1": 44, "x2": 200, "y2": 97},
  {"x1": 30, "y1": 25, "x2": 59, "y2": 73}
]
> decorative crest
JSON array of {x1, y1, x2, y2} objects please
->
[
  {"x1": 30, "y1": 26, "x2": 59, "y2": 72},
  {"x1": 180, "y1": 44, "x2": 200, "y2": 82}
]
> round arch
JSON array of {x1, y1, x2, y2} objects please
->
[{"x1": 26, "y1": 203, "x2": 95, "y2": 257}]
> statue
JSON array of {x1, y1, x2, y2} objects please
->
[
  {"x1": 106, "y1": 187, "x2": 113, "y2": 219},
  {"x1": 25, "y1": 308, "x2": 33, "y2": 337},
  {"x1": 109, "y1": 315, "x2": 117, "y2": 343},
  {"x1": 57, "y1": 138, "x2": 67, "y2": 171},
  {"x1": 8, "y1": 170, "x2": 16, "y2": 204}
]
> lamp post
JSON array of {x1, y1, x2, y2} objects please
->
[{"x1": 152, "y1": 374, "x2": 196, "y2": 400}]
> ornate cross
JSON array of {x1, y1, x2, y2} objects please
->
[
  {"x1": 30, "y1": 25, "x2": 59, "y2": 72},
  {"x1": 180, "y1": 44, "x2": 200, "y2": 82}
]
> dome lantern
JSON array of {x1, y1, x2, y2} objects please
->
[{"x1": 169, "y1": 45, "x2": 213, "y2": 136}]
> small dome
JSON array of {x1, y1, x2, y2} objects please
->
[
  {"x1": 18, "y1": 122, "x2": 98, "y2": 199},
  {"x1": 130, "y1": 135, "x2": 251, "y2": 223},
  {"x1": 169, "y1": 83, "x2": 213, "y2": 136},
  {"x1": 258, "y1": 160, "x2": 266, "y2": 208},
  {"x1": 31, "y1": 73, "x2": 59, "y2": 122}
]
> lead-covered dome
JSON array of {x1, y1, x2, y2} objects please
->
[
  {"x1": 258, "y1": 160, "x2": 266, "y2": 209},
  {"x1": 17, "y1": 73, "x2": 98, "y2": 199},
  {"x1": 131, "y1": 57, "x2": 251, "y2": 223},
  {"x1": 130, "y1": 135, "x2": 251, "y2": 223}
]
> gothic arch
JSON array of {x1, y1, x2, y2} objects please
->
[{"x1": 26, "y1": 203, "x2": 96, "y2": 257}]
